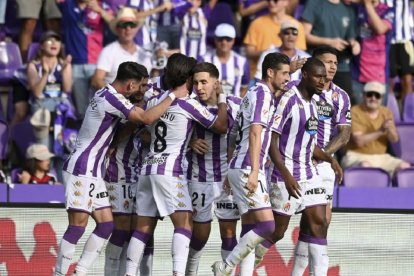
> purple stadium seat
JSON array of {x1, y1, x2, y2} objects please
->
[
  {"x1": 391, "y1": 123, "x2": 414, "y2": 164},
  {"x1": 343, "y1": 167, "x2": 390, "y2": 188},
  {"x1": 395, "y1": 167, "x2": 414, "y2": 187},
  {"x1": 403, "y1": 93, "x2": 414, "y2": 122},
  {"x1": 10, "y1": 117, "x2": 35, "y2": 158},
  {"x1": 10, "y1": 168, "x2": 21, "y2": 183},
  {"x1": 387, "y1": 92, "x2": 401, "y2": 123},
  {"x1": 0, "y1": 120, "x2": 8, "y2": 160},
  {"x1": 27, "y1": 42, "x2": 40, "y2": 62},
  {"x1": 0, "y1": 42, "x2": 23, "y2": 85}
]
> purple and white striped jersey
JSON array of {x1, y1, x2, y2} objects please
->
[
  {"x1": 154, "y1": 0, "x2": 180, "y2": 26},
  {"x1": 140, "y1": 92, "x2": 218, "y2": 176},
  {"x1": 201, "y1": 51, "x2": 250, "y2": 97},
  {"x1": 270, "y1": 86, "x2": 319, "y2": 182},
  {"x1": 104, "y1": 127, "x2": 142, "y2": 183},
  {"x1": 63, "y1": 85, "x2": 134, "y2": 177},
  {"x1": 229, "y1": 81, "x2": 275, "y2": 171},
  {"x1": 188, "y1": 96, "x2": 242, "y2": 182},
  {"x1": 313, "y1": 82, "x2": 351, "y2": 149},
  {"x1": 180, "y1": 8, "x2": 207, "y2": 59},
  {"x1": 127, "y1": 0, "x2": 158, "y2": 47}
]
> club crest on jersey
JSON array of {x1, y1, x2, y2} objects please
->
[
  {"x1": 263, "y1": 194, "x2": 269, "y2": 203},
  {"x1": 88, "y1": 199, "x2": 93, "y2": 208},
  {"x1": 283, "y1": 202, "x2": 291, "y2": 212},
  {"x1": 123, "y1": 200, "x2": 129, "y2": 210},
  {"x1": 332, "y1": 92, "x2": 339, "y2": 102},
  {"x1": 317, "y1": 100, "x2": 334, "y2": 120},
  {"x1": 305, "y1": 116, "x2": 318, "y2": 136}
]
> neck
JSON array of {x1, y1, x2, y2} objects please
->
[
  {"x1": 171, "y1": 84, "x2": 189, "y2": 98},
  {"x1": 216, "y1": 50, "x2": 231, "y2": 60},
  {"x1": 279, "y1": 47, "x2": 295, "y2": 57},
  {"x1": 297, "y1": 81, "x2": 313, "y2": 101},
  {"x1": 363, "y1": 104, "x2": 379, "y2": 115},
  {"x1": 119, "y1": 40, "x2": 136, "y2": 51},
  {"x1": 264, "y1": 79, "x2": 275, "y2": 94},
  {"x1": 323, "y1": 80, "x2": 332, "y2": 91},
  {"x1": 205, "y1": 94, "x2": 218, "y2": 106},
  {"x1": 34, "y1": 170, "x2": 46, "y2": 179},
  {"x1": 271, "y1": 11, "x2": 287, "y2": 22}
]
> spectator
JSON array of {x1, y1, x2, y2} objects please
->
[
  {"x1": 255, "y1": 20, "x2": 310, "y2": 82},
  {"x1": 342, "y1": 81, "x2": 411, "y2": 175},
  {"x1": 201, "y1": 23, "x2": 250, "y2": 97},
  {"x1": 16, "y1": 0, "x2": 61, "y2": 62},
  {"x1": 57, "y1": 0, "x2": 114, "y2": 119},
  {"x1": 155, "y1": 0, "x2": 185, "y2": 51},
  {"x1": 353, "y1": 0, "x2": 393, "y2": 103},
  {"x1": 91, "y1": 7, "x2": 152, "y2": 89},
  {"x1": 18, "y1": 144, "x2": 57, "y2": 184},
  {"x1": 301, "y1": 0, "x2": 360, "y2": 104},
  {"x1": 387, "y1": 0, "x2": 414, "y2": 104},
  {"x1": 27, "y1": 31, "x2": 72, "y2": 148},
  {"x1": 243, "y1": 0, "x2": 306, "y2": 76},
  {"x1": 238, "y1": 0, "x2": 269, "y2": 39}
]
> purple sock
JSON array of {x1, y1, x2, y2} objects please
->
[
  {"x1": 240, "y1": 224, "x2": 255, "y2": 237},
  {"x1": 132, "y1": 230, "x2": 152, "y2": 244},
  {"x1": 221, "y1": 237, "x2": 237, "y2": 251},
  {"x1": 108, "y1": 229, "x2": 129, "y2": 247},
  {"x1": 253, "y1": 220, "x2": 275, "y2": 239},
  {"x1": 299, "y1": 233, "x2": 327, "y2": 245},
  {"x1": 92, "y1": 221, "x2": 114, "y2": 239},
  {"x1": 174, "y1": 227, "x2": 192, "y2": 239},
  {"x1": 62, "y1": 225, "x2": 85, "y2": 245},
  {"x1": 144, "y1": 235, "x2": 154, "y2": 255},
  {"x1": 189, "y1": 236, "x2": 207, "y2": 251}
]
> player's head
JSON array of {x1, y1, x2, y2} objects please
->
[
  {"x1": 164, "y1": 53, "x2": 197, "y2": 90},
  {"x1": 312, "y1": 46, "x2": 338, "y2": 82},
  {"x1": 192, "y1": 62, "x2": 220, "y2": 102},
  {"x1": 301, "y1": 57, "x2": 327, "y2": 95},
  {"x1": 115, "y1": 62, "x2": 149, "y2": 97},
  {"x1": 262, "y1": 52, "x2": 291, "y2": 93}
]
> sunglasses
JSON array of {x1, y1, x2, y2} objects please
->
[
  {"x1": 282, "y1": 29, "x2": 298, "y2": 36},
  {"x1": 215, "y1": 36, "x2": 233, "y2": 42},
  {"x1": 365, "y1": 91, "x2": 382, "y2": 99},
  {"x1": 117, "y1": 21, "x2": 138, "y2": 29},
  {"x1": 267, "y1": 0, "x2": 279, "y2": 3}
]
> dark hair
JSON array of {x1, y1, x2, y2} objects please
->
[
  {"x1": 301, "y1": 57, "x2": 325, "y2": 74},
  {"x1": 115, "y1": 62, "x2": 149, "y2": 82},
  {"x1": 23, "y1": 158, "x2": 37, "y2": 176},
  {"x1": 312, "y1": 45, "x2": 338, "y2": 58},
  {"x1": 192, "y1": 62, "x2": 220, "y2": 79},
  {"x1": 261, "y1": 52, "x2": 290, "y2": 79},
  {"x1": 164, "y1": 53, "x2": 197, "y2": 89}
]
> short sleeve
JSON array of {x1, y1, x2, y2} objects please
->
[
  {"x1": 104, "y1": 92, "x2": 135, "y2": 119},
  {"x1": 179, "y1": 99, "x2": 217, "y2": 128},
  {"x1": 336, "y1": 91, "x2": 352, "y2": 125},
  {"x1": 301, "y1": 0, "x2": 318, "y2": 25}
]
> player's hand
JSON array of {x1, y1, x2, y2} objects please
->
[
  {"x1": 330, "y1": 38, "x2": 349, "y2": 51},
  {"x1": 189, "y1": 138, "x2": 209, "y2": 155},
  {"x1": 290, "y1": 57, "x2": 307, "y2": 73},
  {"x1": 216, "y1": 82, "x2": 224, "y2": 98},
  {"x1": 245, "y1": 170, "x2": 259, "y2": 193},
  {"x1": 223, "y1": 177, "x2": 231, "y2": 195},
  {"x1": 284, "y1": 175, "x2": 301, "y2": 199},
  {"x1": 331, "y1": 159, "x2": 343, "y2": 184}
]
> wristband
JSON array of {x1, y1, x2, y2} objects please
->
[
  {"x1": 168, "y1": 93, "x2": 176, "y2": 101},
  {"x1": 218, "y1": 94, "x2": 226, "y2": 104}
]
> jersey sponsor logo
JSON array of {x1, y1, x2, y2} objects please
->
[
  {"x1": 142, "y1": 156, "x2": 168, "y2": 165},
  {"x1": 187, "y1": 28, "x2": 202, "y2": 40},
  {"x1": 304, "y1": 187, "x2": 326, "y2": 195},
  {"x1": 346, "y1": 110, "x2": 351, "y2": 121},
  {"x1": 317, "y1": 100, "x2": 334, "y2": 120},
  {"x1": 216, "y1": 202, "x2": 238, "y2": 209},
  {"x1": 89, "y1": 98, "x2": 97, "y2": 110},
  {"x1": 305, "y1": 116, "x2": 318, "y2": 135}
]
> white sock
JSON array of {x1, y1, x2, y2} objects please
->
[
  {"x1": 55, "y1": 239, "x2": 76, "y2": 275},
  {"x1": 125, "y1": 236, "x2": 146, "y2": 275},
  {"x1": 225, "y1": 230, "x2": 265, "y2": 268},
  {"x1": 309, "y1": 243, "x2": 328, "y2": 276},
  {"x1": 104, "y1": 241, "x2": 123, "y2": 276},
  {"x1": 291, "y1": 240, "x2": 309, "y2": 276},
  {"x1": 186, "y1": 247, "x2": 204, "y2": 275},
  {"x1": 172, "y1": 231, "x2": 191, "y2": 275},
  {"x1": 140, "y1": 247, "x2": 154, "y2": 276},
  {"x1": 221, "y1": 249, "x2": 232, "y2": 261},
  {"x1": 119, "y1": 243, "x2": 128, "y2": 276},
  {"x1": 75, "y1": 233, "x2": 106, "y2": 274},
  {"x1": 239, "y1": 250, "x2": 255, "y2": 276}
]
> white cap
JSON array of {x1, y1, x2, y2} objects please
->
[
  {"x1": 281, "y1": 20, "x2": 299, "y2": 31},
  {"x1": 363, "y1": 81, "x2": 386, "y2": 95},
  {"x1": 26, "y1": 144, "x2": 55, "y2": 161},
  {"x1": 214, "y1": 23, "x2": 236, "y2": 39}
]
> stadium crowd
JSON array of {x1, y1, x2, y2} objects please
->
[{"x1": 0, "y1": 0, "x2": 413, "y2": 275}]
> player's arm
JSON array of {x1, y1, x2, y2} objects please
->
[
  {"x1": 268, "y1": 132, "x2": 301, "y2": 198},
  {"x1": 91, "y1": 69, "x2": 107, "y2": 90},
  {"x1": 313, "y1": 146, "x2": 343, "y2": 183},
  {"x1": 323, "y1": 125, "x2": 351, "y2": 155},
  {"x1": 128, "y1": 93, "x2": 177, "y2": 125},
  {"x1": 209, "y1": 88, "x2": 228, "y2": 134},
  {"x1": 246, "y1": 124, "x2": 262, "y2": 193}
]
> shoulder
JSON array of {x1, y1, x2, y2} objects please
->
[{"x1": 227, "y1": 95, "x2": 242, "y2": 106}]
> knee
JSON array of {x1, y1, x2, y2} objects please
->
[
  {"x1": 63, "y1": 225, "x2": 86, "y2": 244},
  {"x1": 93, "y1": 221, "x2": 115, "y2": 239}
]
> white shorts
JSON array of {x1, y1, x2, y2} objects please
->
[
  {"x1": 270, "y1": 176, "x2": 327, "y2": 216},
  {"x1": 64, "y1": 171, "x2": 110, "y2": 213},
  {"x1": 136, "y1": 175, "x2": 192, "y2": 217},
  {"x1": 214, "y1": 187, "x2": 240, "y2": 221},
  {"x1": 316, "y1": 162, "x2": 336, "y2": 204},
  {"x1": 227, "y1": 168, "x2": 271, "y2": 215},
  {"x1": 105, "y1": 181, "x2": 137, "y2": 215},
  {"x1": 189, "y1": 180, "x2": 220, "y2": 223}
]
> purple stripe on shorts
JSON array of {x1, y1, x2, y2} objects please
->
[{"x1": 174, "y1": 227, "x2": 192, "y2": 239}]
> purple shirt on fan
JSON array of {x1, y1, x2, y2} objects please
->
[
  {"x1": 188, "y1": 96, "x2": 241, "y2": 183},
  {"x1": 271, "y1": 86, "x2": 318, "y2": 182},
  {"x1": 239, "y1": 0, "x2": 268, "y2": 20},
  {"x1": 229, "y1": 81, "x2": 275, "y2": 171},
  {"x1": 140, "y1": 92, "x2": 218, "y2": 177},
  {"x1": 63, "y1": 84, "x2": 134, "y2": 177}
]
